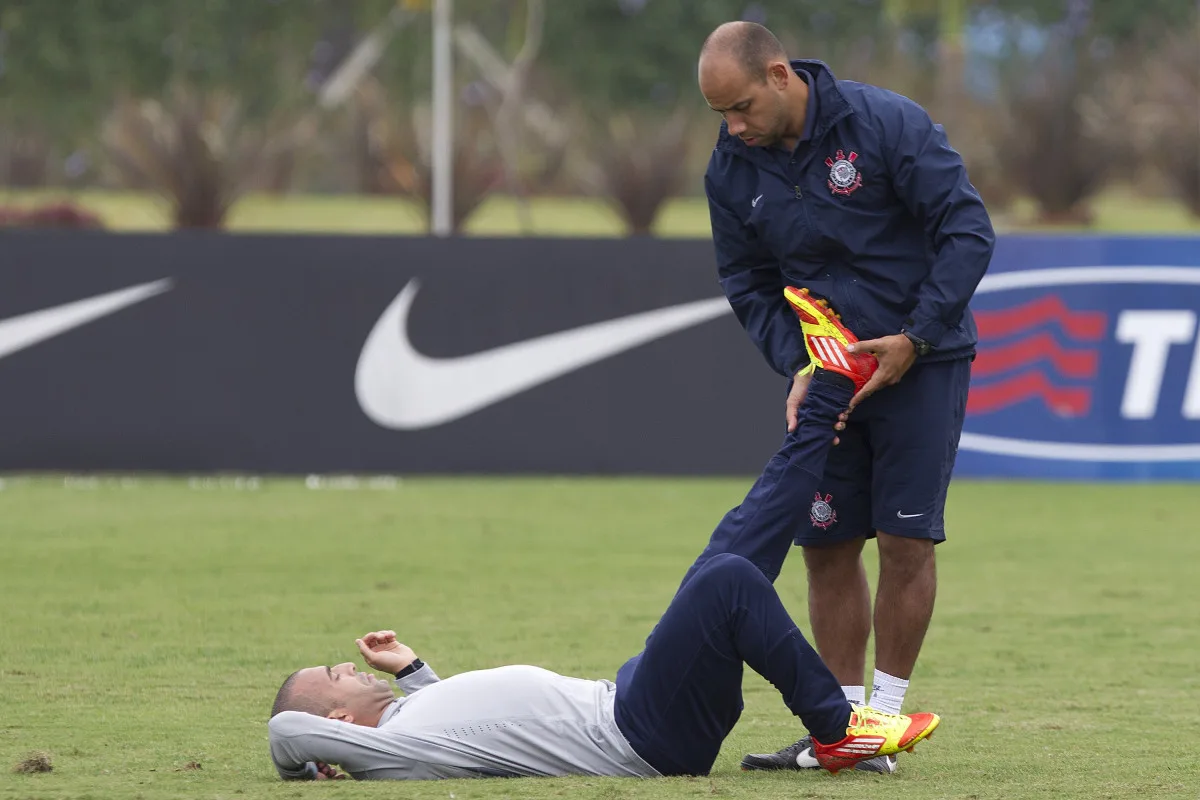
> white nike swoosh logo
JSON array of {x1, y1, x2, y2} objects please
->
[
  {"x1": 355, "y1": 279, "x2": 731, "y2": 430},
  {"x1": 752, "y1": 194, "x2": 763, "y2": 207},
  {"x1": 896, "y1": 511, "x2": 925, "y2": 518},
  {"x1": 0, "y1": 279, "x2": 172, "y2": 361}
]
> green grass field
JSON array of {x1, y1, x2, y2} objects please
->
[
  {"x1": 4, "y1": 185, "x2": 1200, "y2": 235},
  {"x1": 1, "y1": 477, "x2": 1198, "y2": 799}
]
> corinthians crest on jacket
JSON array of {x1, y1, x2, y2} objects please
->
[{"x1": 826, "y1": 149, "x2": 862, "y2": 196}]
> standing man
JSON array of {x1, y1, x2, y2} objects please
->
[{"x1": 698, "y1": 21, "x2": 994, "y2": 773}]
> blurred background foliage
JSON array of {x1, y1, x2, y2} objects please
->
[{"x1": 1, "y1": 0, "x2": 1198, "y2": 233}]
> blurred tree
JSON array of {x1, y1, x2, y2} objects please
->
[
  {"x1": 0, "y1": 0, "x2": 334, "y2": 190},
  {"x1": 1115, "y1": 25, "x2": 1200, "y2": 216},
  {"x1": 0, "y1": 0, "x2": 124, "y2": 182},
  {"x1": 584, "y1": 107, "x2": 694, "y2": 235},
  {"x1": 370, "y1": 0, "x2": 500, "y2": 103},
  {"x1": 988, "y1": 0, "x2": 1125, "y2": 223},
  {"x1": 3, "y1": 0, "x2": 1194, "y2": 212},
  {"x1": 355, "y1": 78, "x2": 504, "y2": 233},
  {"x1": 988, "y1": 0, "x2": 1197, "y2": 40},
  {"x1": 0, "y1": 0, "x2": 335, "y2": 124},
  {"x1": 1, "y1": 0, "x2": 117, "y2": 131},
  {"x1": 538, "y1": 0, "x2": 890, "y2": 111}
]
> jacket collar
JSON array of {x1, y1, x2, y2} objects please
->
[{"x1": 714, "y1": 59, "x2": 854, "y2": 159}]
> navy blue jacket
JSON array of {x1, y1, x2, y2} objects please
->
[{"x1": 705, "y1": 60, "x2": 995, "y2": 377}]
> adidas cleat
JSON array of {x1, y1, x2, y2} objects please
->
[
  {"x1": 741, "y1": 735, "x2": 897, "y2": 774},
  {"x1": 811, "y1": 704, "x2": 939, "y2": 775},
  {"x1": 783, "y1": 286, "x2": 878, "y2": 393}
]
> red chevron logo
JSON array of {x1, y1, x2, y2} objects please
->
[
  {"x1": 969, "y1": 294, "x2": 1106, "y2": 416},
  {"x1": 968, "y1": 370, "x2": 1093, "y2": 416},
  {"x1": 972, "y1": 332, "x2": 1098, "y2": 379},
  {"x1": 974, "y1": 296, "x2": 1106, "y2": 340}
]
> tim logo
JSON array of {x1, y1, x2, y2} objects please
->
[{"x1": 962, "y1": 266, "x2": 1200, "y2": 464}]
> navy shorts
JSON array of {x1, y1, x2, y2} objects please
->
[{"x1": 796, "y1": 358, "x2": 971, "y2": 546}]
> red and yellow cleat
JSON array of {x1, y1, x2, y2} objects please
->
[
  {"x1": 783, "y1": 286, "x2": 878, "y2": 393},
  {"x1": 811, "y1": 704, "x2": 940, "y2": 775}
]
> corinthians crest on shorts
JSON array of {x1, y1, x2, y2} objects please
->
[
  {"x1": 810, "y1": 492, "x2": 837, "y2": 529},
  {"x1": 825, "y1": 149, "x2": 862, "y2": 196}
]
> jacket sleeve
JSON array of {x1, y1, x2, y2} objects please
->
[
  {"x1": 881, "y1": 94, "x2": 996, "y2": 348},
  {"x1": 705, "y1": 170, "x2": 807, "y2": 378},
  {"x1": 395, "y1": 661, "x2": 440, "y2": 695},
  {"x1": 268, "y1": 711, "x2": 426, "y2": 780}
]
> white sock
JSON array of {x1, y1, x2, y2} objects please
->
[
  {"x1": 870, "y1": 670, "x2": 909, "y2": 715},
  {"x1": 841, "y1": 685, "x2": 865, "y2": 705}
]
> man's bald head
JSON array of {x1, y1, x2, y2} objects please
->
[
  {"x1": 699, "y1": 21, "x2": 788, "y2": 84},
  {"x1": 270, "y1": 663, "x2": 396, "y2": 727},
  {"x1": 698, "y1": 21, "x2": 802, "y2": 149},
  {"x1": 271, "y1": 669, "x2": 337, "y2": 719}
]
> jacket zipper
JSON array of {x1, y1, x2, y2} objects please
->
[{"x1": 785, "y1": 153, "x2": 813, "y2": 249}]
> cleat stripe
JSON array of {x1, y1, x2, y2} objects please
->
[
  {"x1": 809, "y1": 336, "x2": 833, "y2": 367},
  {"x1": 811, "y1": 335, "x2": 830, "y2": 367},
  {"x1": 817, "y1": 337, "x2": 845, "y2": 368},
  {"x1": 812, "y1": 337, "x2": 832, "y2": 365},
  {"x1": 826, "y1": 338, "x2": 851, "y2": 369},
  {"x1": 816, "y1": 337, "x2": 846, "y2": 369}
]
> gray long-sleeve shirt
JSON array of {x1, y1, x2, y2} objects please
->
[{"x1": 268, "y1": 662, "x2": 660, "y2": 781}]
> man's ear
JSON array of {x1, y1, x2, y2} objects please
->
[
  {"x1": 326, "y1": 709, "x2": 354, "y2": 724},
  {"x1": 768, "y1": 61, "x2": 790, "y2": 89}
]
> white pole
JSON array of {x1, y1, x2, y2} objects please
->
[{"x1": 431, "y1": 0, "x2": 454, "y2": 236}]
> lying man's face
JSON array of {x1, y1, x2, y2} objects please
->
[{"x1": 288, "y1": 662, "x2": 396, "y2": 725}]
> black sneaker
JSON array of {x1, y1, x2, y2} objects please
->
[
  {"x1": 741, "y1": 736, "x2": 898, "y2": 773},
  {"x1": 740, "y1": 736, "x2": 821, "y2": 771}
]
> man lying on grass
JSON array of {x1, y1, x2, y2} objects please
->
[{"x1": 269, "y1": 365, "x2": 940, "y2": 782}]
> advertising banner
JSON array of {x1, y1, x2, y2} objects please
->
[{"x1": 1, "y1": 232, "x2": 1197, "y2": 478}]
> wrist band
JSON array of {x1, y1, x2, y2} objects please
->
[{"x1": 395, "y1": 658, "x2": 424, "y2": 679}]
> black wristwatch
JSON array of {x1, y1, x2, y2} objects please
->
[
  {"x1": 901, "y1": 329, "x2": 933, "y2": 357},
  {"x1": 394, "y1": 658, "x2": 425, "y2": 679}
]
